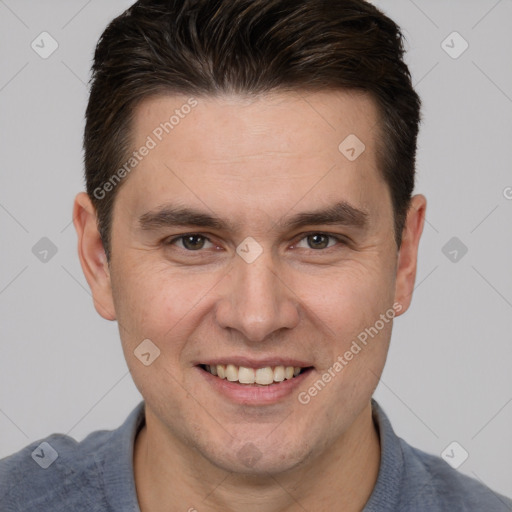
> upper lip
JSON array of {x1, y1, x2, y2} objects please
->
[{"x1": 196, "y1": 357, "x2": 314, "y2": 368}]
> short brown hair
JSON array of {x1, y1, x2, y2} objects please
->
[{"x1": 84, "y1": 0, "x2": 421, "y2": 260}]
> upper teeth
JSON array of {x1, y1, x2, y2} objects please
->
[{"x1": 205, "y1": 364, "x2": 302, "y2": 385}]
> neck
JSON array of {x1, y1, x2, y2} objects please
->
[{"x1": 134, "y1": 402, "x2": 380, "y2": 512}]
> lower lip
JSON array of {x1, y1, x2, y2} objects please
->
[{"x1": 197, "y1": 366, "x2": 314, "y2": 405}]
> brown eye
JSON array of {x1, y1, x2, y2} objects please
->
[
  {"x1": 306, "y1": 234, "x2": 331, "y2": 249},
  {"x1": 292, "y1": 233, "x2": 342, "y2": 251},
  {"x1": 182, "y1": 235, "x2": 206, "y2": 250},
  {"x1": 172, "y1": 234, "x2": 212, "y2": 250}
]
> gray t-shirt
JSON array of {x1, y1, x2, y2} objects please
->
[{"x1": 1, "y1": 400, "x2": 511, "y2": 511}]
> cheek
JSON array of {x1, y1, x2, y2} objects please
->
[
  {"x1": 110, "y1": 264, "x2": 216, "y2": 404},
  {"x1": 302, "y1": 259, "x2": 396, "y2": 337},
  {"x1": 110, "y1": 261, "x2": 222, "y2": 347}
]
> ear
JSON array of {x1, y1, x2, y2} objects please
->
[
  {"x1": 393, "y1": 194, "x2": 427, "y2": 316},
  {"x1": 73, "y1": 192, "x2": 116, "y2": 321}
]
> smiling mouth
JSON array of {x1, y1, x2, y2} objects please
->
[{"x1": 199, "y1": 364, "x2": 313, "y2": 386}]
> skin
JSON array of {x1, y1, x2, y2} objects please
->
[{"x1": 74, "y1": 90, "x2": 426, "y2": 512}]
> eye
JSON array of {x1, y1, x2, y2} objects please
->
[
  {"x1": 169, "y1": 234, "x2": 215, "y2": 251},
  {"x1": 294, "y1": 233, "x2": 341, "y2": 250}
]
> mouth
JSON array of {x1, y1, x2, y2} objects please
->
[{"x1": 198, "y1": 363, "x2": 314, "y2": 386}]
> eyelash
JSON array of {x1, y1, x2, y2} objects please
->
[
  {"x1": 165, "y1": 232, "x2": 347, "y2": 251},
  {"x1": 166, "y1": 234, "x2": 217, "y2": 251},
  {"x1": 292, "y1": 232, "x2": 345, "y2": 250}
]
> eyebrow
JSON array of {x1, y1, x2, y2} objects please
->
[
  {"x1": 284, "y1": 201, "x2": 369, "y2": 231},
  {"x1": 137, "y1": 200, "x2": 369, "y2": 233}
]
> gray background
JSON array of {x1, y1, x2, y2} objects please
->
[{"x1": 1, "y1": 0, "x2": 511, "y2": 500}]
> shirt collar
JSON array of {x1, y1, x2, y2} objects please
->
[
  {"x1": 101, "y1": 401, "x2": 145, "y2": 512},
  {"x1": 362, "y1": 399, "x2": 405, "y2": 511}
]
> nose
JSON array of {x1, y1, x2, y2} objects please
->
[{"x1": 214, "y1": 252, "x2": 300, "y2": 343}]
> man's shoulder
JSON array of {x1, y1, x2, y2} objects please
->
[
  {"x1": 0, "y1": 429, "x2": 114, "y2": 511},
  {"x1": 400, "y1": 439, "x2": 512, "y2": 511},
  {"x1": 369, "y1": 400, "x2": 512, "y2": 512}
]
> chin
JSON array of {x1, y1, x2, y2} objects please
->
[{"x1": 199, "y1": 433, "x2": 312, "y2": 476}]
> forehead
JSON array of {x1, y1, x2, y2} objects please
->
[
  {"x1": 117, "y1": 90, "x2": 389, "y2": 227},
  {"x1": 131, "y1": 90, "x2": 380, "y2": 164}
]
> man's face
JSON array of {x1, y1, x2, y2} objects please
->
[{"x1": 82, "y1": 91, "x2": 418, "y2": 474}]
